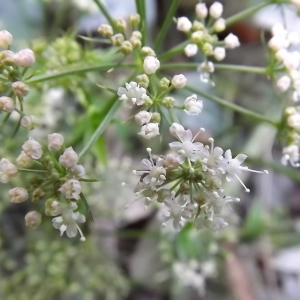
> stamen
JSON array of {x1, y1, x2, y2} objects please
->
[
  {"x1": 76, "y1": 224, "x2": 86, "y2": 242},
  {"x1": 235, "y1": 174, "x2": 250, "y2": 193},
  {"x1": 146, "y1": 148, "x2": 154, "y2": 165},
  {"x1": 192, "y1": 127, "x2": 205, "y2": 142},
  {"x1": 208, "y1": 137, "x2": 214, "y2": 154}
]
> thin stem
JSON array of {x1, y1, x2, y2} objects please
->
[
  {"x1": 135, "y1": 0, "x2": 147, "y2": 45},
  {"x1": 158, "y1": 40, "x2": 190, "y2": 61},
  {"x1": 18, "y1": 168, "x2": 46, "y2": 173},
  {"x1": 185, "y1": 85, "x2": 279, "y2": 127},
  {"x1": 154, "y1": 0, "x2": 180, "y2": 52},
  {"x1": 93, "y1": 0, "x2": 117, "y2": 31}
]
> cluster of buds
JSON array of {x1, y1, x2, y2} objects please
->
[
  {"x1": 0, "y1": 133, "x2": 97, "y2": 241},
  {"x1": 124, "y1": 123, "x2": 267, "y2": 231},
  {"x1": 176, "y1": 2, "x2": 240, "y2": 83},
  {"x1": 0, "y1": 30, "x2": 38, "y2": 130}
]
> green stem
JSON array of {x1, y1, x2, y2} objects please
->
[
  {"x1": 158, "y1": 40, "x2": 190, "y2": 61},
  {"x1": 135, "y1": 0, "x2": 147, "y2": 45},
  {"x1": 93, "y1": 0, "x2": 117, "y2": 31},
  {"x1": 18, "y1": 168, "x2": 46, "y2": 173},
  {"x1": 185, "y1": 85, "x2": 279, "y2": 127},
  {"x1": 154, "y1": 0, "x2": 180, "y2": 52}
]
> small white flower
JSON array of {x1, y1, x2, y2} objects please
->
[
  {"x1": 184, "y1": 44, "x2": 198, "y2": 57},
  {"x1": 21, "y1": 115, "x2": 38, "y2": 130},
  {"x1": 48, "y1": 133, "x2": 64, "y2": 151},
  {"x1": 0, "y1": 30, "x2": 13, "y2": 49},
  {"x1": 22, "y1": 138, "x2": 43, "y2": 160},
  {"x1": 276, "y1": 75, "x2": 291, "y2": 92},
  {"x1": 143, "y1": 56, "x2": 160, "y2": 74},
  {"x1": 13, "y1": 48, "x2": 35, "y2": 67},
  {"x1": 138, "y1": 123, "x2": 160, "y2": 139},
  {"x1": 117, "y1": 81, "x2": 147, "y2": 108},
  {"x1": 0, "y1": 158, "x2": 18, "y2": 183},
  {"x1": 209, "y1": 2, "x2": 223, "y2": 19},
  {"x1": 135, "y1": 110, "x2": 152, "y2": 126},
  {"x1": 198, "y1": 61, "x2": 214, "y2": 82},
  {"x1": 169, "y1": 122, "x2": 185, "y2": 139},
  {"x1": 214, "y1": 18, "x2": 226, "y2": 32},
  {"x1": 68, "y1": 165, "x2": 85, "y2": 178},
  {"x1": 171, "y1": 74, "x2": 187, "y2": 88},
  {"x1": 177, "y1": 17, "x2": 192, "y2": 32},
  {"x1": 268, "y1": 36, "x2": 288, "y2": 51},
  {"x1": 59, "y1": 147, "x2": 78, "y2": 168},
  {"x1": 0, "y1": 96, "x2": 14, "y2": 113},
  {"x1": 16, "y1": 151, "x2": 33, "y2": 168},
  {"x1": 213, "y1": 47, "x2": 226, "y2": 61},
  {"x1": 282, "y1": 145, "x2": 300, "y2": 167},
  {"x1": 287, "y1": 113, "x2": 300, "y2": 129},
  {"x1": 25, "y1": 211, "x2": 42, "y2": 229},
  {"x1": 224, "y1": 33, "x2": 240, "y2": 49},
  {"x1": 162, "y1": 197, "x2": 185, "y2": 230},
  {"x1": 184, "y1": 94, "x2": 203, "y2": 115},
  {"x1": 9, "y1": 187, "x2": 28, "y2": 203},
  {"x1": 58, "y1": 179, "x2": 81, "y2": 200},
  {"x1": 195, "y1": 3, "x2": 208, "y2": 18}
]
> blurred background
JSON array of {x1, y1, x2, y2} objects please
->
[{"x1": 1, "y1": 0, "x2": 300, "y2": 299}]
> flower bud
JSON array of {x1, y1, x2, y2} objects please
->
[
  {"x1": 224, "y1": 33, "x2": 240, "y2": 49},
  {"x1": 159, "y1": 77, "x2": 170, "y2": 90},
  {"x1": 171, "y1": 74, "x2": 187, "y2": 88},
  {"x1": 59, "y1": 147, "x2": 78, "y2": 168},
  {"x1": 21, "y1": 115, "x2": 39, "y2": 130},
  {"x1": 164, "y1": 153, "x2": 179, "y2": 169},
  {"x1": 97, "y1": 24, "x2": 114, "y2": 37},
  {"x1": 12, "y1": 81, "x2": 29, "y2": 97},
  {"x1": 196, "y1": 3, "x2": 208, "y2": 18},
  {"x1": 0, "y1": 96, "x2": 14, "y2": 113},
  {"x1": 288, "y1": 31, "x2": 300, "y2": 46},
  {"x1": 16, "y1": 151, "x2": 33, "y2": 168},
  {"x1": 150, "y1": 112, "x2": 161, "y2": 123},
  {"x1": 202, "y1": 43, "x2": 213, "y2": 56},
  {"x1": 9, "y1": 187, "x2": 28, "y2": 203},
  {"x1": 209, "y1": 2, "x2": 223, "y2": 19},
  {"x1": 184, "y1": 44, "x2": 198, "y2": 57},
  {"x1": 0, "y1": 158, "x2": 18, "y2": 183},
  {"x1": 136, "y1": 74, "x2": 149, "y2": 88},
  {"x1": 143, "y1": 56, "x2": 160, "y2": 74},
  {"x1": 213, "y1": 47, "x2": 226, "y2": 61},
  {"x1": 214, "y1": 18, "x2": 226, "y2": 32},
  {"x1": 25, "y1": 211, "x2": 42, "y2": 229},
  {"x1": 120, "y1": 41, "x2": 133, "y2": 54},
  {"x1": 276, "y1": 75, "x2": 291, "y2": 92},
  {"x1": 0, "y1": 50, "x2": 15, "y2": 65},
  {"x1": 129, "y1": 36, "x2": 142, "y2": 49},
  {"x1": 110, "y1": 33, "x2": 124, "y2": 46},
  {"x1": 288, "y1": 114, "x2": 300, "y2": 129},
  {"x1": 132, "y1": 31, "x2": 142, "y2": 40},
  {"x1": 45, "y1": 198, "x2": 62, "y2": 216},
  {"x1": 191, "y1": 31, "x2": 204, "y2": 43},
  {"x1": 138, "y1": 123, "x2": 160, "y2": 139},
  {"x1": 13, "y1": 48, "x2": 35, "y2": 67},
  {"x1": 129, "y1": 13, "x2": 141, "y2": 27},
  {"x1": 135, "y1": 111, "x2": 152, "y2": 126},
  {"x1": 143, "y1": 95, "x2": 153, "y2": 106},
  {"x1": 32, "y1": 187, "x2": 45, "y2": 202},
  {"x1": 268, "y1": 36, "x2": 288, "y2": 51},
  {"x1": 0, "y1": 30, "x2": 13, "y2": 50},
  {"x1": 192, "y1": 21, "x2": 204, "y2": 31},
  {"x1": 177, "y1": 17, "x2": 192, "y2": 32},
  {"x1": 22, "y1": 138, "x2": 43, "y2": 160},
  {"x1": 141, "y1": 46, "x2": 156, "y2": 58},
  {"x1": 162, "y1": 96, "x2": 175, "y2": 109},
  {"x1": 48, "y1": 133, "x2": 64, "y2": 151},
  {"x1": 114, "y1": 18, "x2": 127, "y2": 31},
  {"x1": 59, "y1": 179, "x2": 81, "y2": 200},
  {"x1": 68, "y1": 165, "x2": 85, "y2": 178},
  {"x1": 169, "y1": 123, "x2": 184, "y2": 138}
]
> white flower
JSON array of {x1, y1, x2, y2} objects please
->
[
  {"x1": 198, "y1": 61, "x2": 214, "y2": 82},
  {"x1": 22, "y1": 138, "x2": 43, "y2": 160},
  {"x1": 224, "y1": 33, "x2": 240, "y2": 49},
  {"x1": 162, "y1": 197, "x2": 186, "y2": 230},
  {"x1": 184, "y1": 94, "x2": 203, "y2": 115},
  {"x1": 184, "y1": 44, "x2": 198, "y2": 57},
  {"x1": 117, "y1": 81, "x2": 147, "y2": 108},
  {"x1": 25, "y1": 211, "x2": 42, "y2": 229},
  {"x1": 21, "y1": 115, "x2": 38, "y2": 130},
  {"x1": 0, "y1": 158, "x2": 18, "y2": 183},
  {"x1": 271, "y1": 23, "x2": 287, "y2": 38},
  {"x1": 275, "y1": 49, "x2": 288, "y2": 62},
  {"x1": 287, "y1": 113, "x2": 300, "y2": 129},
  {"x1": 195, "y1": 3, "x2": 208, "y2": 18},
  {"x1": 48, "y1": 133, "x2": 64, "y2": 151},
  {"x1": 8, "y1": 187, "x2": 28, "y2": 203},
  {"x1": 143, "y1": 56, "x2": 160, "y2": 74},
  {"x1": 169, "y1": 122, "x2": 185, "y2": 139},
  {"x1": 58, "y1": 179, "x2": 81, "y2": 200},
  {"x1": 0, "y1": 30, "x2": 13, "y2": 49},
  {"x1": 281, "y1": 145, "x2": 300, "y2": 167},
  {"x1": 213, "y1": 47, "x2": 226, "y2": 61},
  {"x1": 214, "y1": 18, "x2": 226, "y2": 32},
  {"x1": 138, "y1": 123, "x2": 160, "y2": 139},
  {"x1": 268, "y1": 36, "x2": 288, "y2": 51},
  {"x1": 177, "y1": 17, "x2": 192, "y2": 32},
  {"x1": 0, "y1": 96, "x2": 14, "y2": 113},
  {"x1": 135, "y1": 110, "x2": 152, "y2": 125},
  {"x1": 16, "y1": 151, "x2": 33, "y2": 168},
  {"x1": 13, "y1": 48, "x2": 35, "y2": 67},
  {"x1": 209, "y1": 2, "x2": 223, "y2": 19},
  {"x1": 52, "y1": 202, "x2": 86, "y2": 240},
  {"x1": 68, "y1": 165, "x2": 85, "y2": 178},
  {"x1": 59, "y1": 147, "x2": 78, "y2": 168},
  {"x1": 276, "y1": 75, "x2": 291, "y2": 92},
  {"x1": 171, "y1": 74, "x2": 187, "y2": 88}
]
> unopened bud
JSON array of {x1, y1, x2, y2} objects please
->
[
  {"x1": 129, "y1": 13, "x2": 141, "y2": 27},
  {"x1": 25, "y1": 211, "x2": 42, "y2": 229},
  {"x1": 171, "y1": 74, "x2": 187, "y2": 88},
  {"x1": 136, "y1": 74, "x2": 149, "y2": 88},
  {"x1": 143, "y1": 56, "x2": 160, "y2": 74},
  {"x1": 159, "y1": 77, "x2": 170, "y2": 90},
  {"x1": 9, "y1": 187, "x2": 28, "y2": 203},
  {"x1": 48, "y1": 133, "x2": 64, "y2": 151},
  {"x1": 162, "y1": 96, "x2": 175, "y2": 108},
  {"x1": 202, "y1": 43, "x2": 213, "y2": 55},
  {"x1": 16, "y1": 151, "x2": 33, "y2": 168},
  {"x1": 32, "y1": 187, "x2": 45, "y2": 203},
  {"x1": 192, "y1": 21, "x2": 205, "y2": 31},
  {"x1": 21, "y1": 115, "x2": 39, "y2": 130},
  {"x1": 150, "y1": 112, "x2": 161, "y2": 123},
  {"x1": 12, "y1": 81, "x2": 29, "y2": 97},
  {"x1": 191, "y1": 31, "x2": 204, "y2": 43},
  {"x1": 110, "y1": 33, "x2": 124, "y2": 46},
  {"x1": 114, "y1": 18, "x2": 127, "y2": 31},
  {"x1": 0, "y1": 96, "x2": 14, "y2": 113},
  {"x1": 13, "y1": 48, "x2": 35, "y2": 67},
  {"x1": 214, "y1": 18, "x2": 226, "y2": 32},
  {"x1": 196, "y1": 3, "x2": 208, "y2": 19},
  {"x1": 97, "y1": 24, "x2": 114, "y2": 37},
  {"x1": 0, "y1": 50, "x2": 15, "y2": 65},
  {"x1": 141, "y1": 46, "x2": 156, "y2": 58},
  {"x1": 132, "y1": 31, "x2": 142, "y2": 40},
  {"x1": 0, "y1": 30, "x2": 13, "y2": 50},
  {"x1": 129, "y1": 36, "x2": 142, "y2": 49},
  {"x1": 120, "y1": 41, "x2": 133, "y2": 54}
]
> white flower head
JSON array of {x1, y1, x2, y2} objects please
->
[
  {"x1": 0, "y1": 158, "x2": 18, "y2": 183},
  {"x1": 0, "y1": 30, "x2": 13, "y2": 49},
  {"x1": 171, "y1": 74, "x2": 187, "y2": 88},
  {"x1": 184, "y1": 44, "x2": 198, "y2": 57},
  {"x1": 117, "y1": 81, "x2": 147, "y2": 108},
  {"x1": 209, "y1": 2, "x2": 223, "y2": 19},
  {"x1": 213, "y1": 47, "x2": 226, "y2": 61},
  {"x1": 16, "y1": 151, "x2": 33, "y2": 168},
  {"x1": 177, "y1": 17, "x2": 192, "y2": 32},
  {"x1": 282, "y1": 145, "x2": 300, "y2": 167},
  {"x1": 138, "y1": 123, "x2": 160, "y2": 139},
  {"x1": 184, "y1": 94, "x2": 203, "y2": 115},
  {"x1": 22, "y1": 138, "x2": 43, "y2": 160},
  {"x1": 135, "y1": 110, "x2": 152, "y2": 126},
  {"x1": 68, "y1": 165, "x2": 85, "y2": 178},
  {"x1": 224, "y1": 33, "x2": 240, "y2": 49},
  {"x1": 59, "y1": 147, "x2": 78, "y2": 168},
  {"x1": 0, "y1": 96, "x2": 14, "y2": 113},
  {"x1": 143, "y1": 56, "x2": 160, "y2": 74},
  {"x1": 58, "y1": 179, "x2": 81, "y2": 200},
  {"x1": 195, "y1": 3, "x2": 208, "y2": 18},
  {"x1": 48, "y1": 133, "x2": 64, "y2": 151},
  {"x1": 9, "y1": 187, "x2": 28, "y2": 203},
  {"x1": 13, "y1": 48, "x2": 35, "y2": 67}
]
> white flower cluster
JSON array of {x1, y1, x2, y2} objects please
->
[{"x1": 125, "y1": 123, "x2": 267, "y2": 231}]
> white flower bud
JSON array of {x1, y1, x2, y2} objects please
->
[
  {"x1": 16, "y1": 151, "x2": 33, "y2": 168},
  {"x1": 0, "y1": 158, "x2": 18, "y2": 183},
  {"x1": 141, "y1": 46, "x2": 156, "y2": 57},
  {"x1": 58, "y1": 179, "x2": 81, "y2": 200},
  {"x1": 283, "y1": 52, "x2": 300, "y2": 70},
  {"x1": 48, "y1": 133, "x2": 64, "y2": 151},
  {"x1": 271, "y1": 23, "x2": 287, "y2": 37},
  {"x1": 138, "y1": 123, "x2": 160, "y2": 139},
  {"x1": 209, "y1": 2, "x2": 223, "y2": 19},
  {"x1": 22, "y1": 138, "x2": 43, "y2": 160},
  {"x1": 184, "y1": 44, "x2": 198, "y2": 57},
  {"x1": 129, "y1": 13, "x2": 141, "y2": 27},
  {"x1": 0, "y1": 96, "x2": 14, "y2": 113},
  {"x1": 12, "y1": 81, "x2": 30, "y2": 97},
  {"x1": 288, "y1": 114, "x2": 300, "y2": 129},
  {"x1": 0, "y1": 30, "x2": 13, "y2": 50},
  {"x1": 224, "y1": 33, "x2": 240, "y2": 49},
  {"x1": 143, "y1": 56, "x2": 160, "y2": 74},
  {"x1": 110, "y1": 33, "x2": 124, "y2": 46},
  {"x1": 214, "y1": 18, "x2": 226, "y2": 32},
  {"x1": 115, "y1": 18, "x2": 127, "y2": 31},
  {"x1": 25, "y1": 211, "x2": 42, "y2": 229},
  {"x1": 129, "y1": 36, "x2": 142, "y2": 49},
  {"x1": 21, "y1": 115, "x2": 38, "y2": 130},
  {"x1": 289, "y1": 69, "x2": 300, "y2": 81},
  {"x1": 213, "y1": 47, "x2": 226, "y2": 61},
  {"x1": 184, "y1": 94, "x2": 203, "y2": 115},
  {"x1": 177, "y1": 17, "x2": 192, "y2": 32},
  {"x1": 9, "y1": 187, "x2": 28, "y2": 203},
  {"x1": 268, "y1": 36, "x2": 288, "y2": 51},
  {"x1": 120, "y1": 41, "x2": 133, "y2": 54},
  {"x1": 275, "y1": 49, "x2": 288, "y2": 62},
  {"x1": 13, "y1": 48, "x2": 35, "y2": 67},
  {"x1": 276, "y1": 75, "x2": 291, "y2": 92},
  {"x1": 0, "y1": 50, "x2": 15, "y2": 65},
  {"x1": 97, "y1": 24, "x2": 114, "y2": 37},
  {"x1": 195, "y1": 3, "x2": 208, "y2": 18},
  {"x1": 162, "y1": 96, "x2": 175, "y2": 108},
  {"x1": 135, "y1": 110, "x2": 152, "y2": 126},
  {"x1": 169, "y1": 123, "x2": 184, "y2": 138},
  {"x1": 59, "y1": 147, "x2": 78, "y2": 168},
  {"x1": 191, "y1": 31, "x2": 204, "y2": 43},
  {"x1": 164, "y1": 153, "x2": 179, "y2": 169},
  {"x1": 132, "y1": 31, "x2": 142, "y2": 40},
  {"x1": 68, "y1": 165, "x2": 85, "y2": 178},
  {"x1": 171, "y1": 74, "x2": 187, "y2": 88}
]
